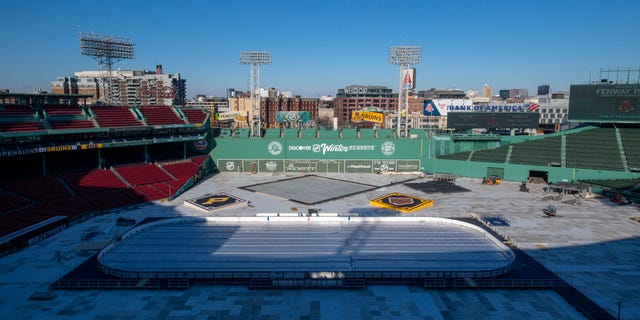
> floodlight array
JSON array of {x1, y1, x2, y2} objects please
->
[
  {"x1": 389, "y1": 46, "x2": 422, "y2": 65},
  {"x1": 240, "y1": 51, "x2": 271, "y2": 65},
  {"x1": 79, "y1": 32, "x2": 135, "y2": 60},
  {"x1": 389, "y1": 45, "x2": 422, "y2": 138}
]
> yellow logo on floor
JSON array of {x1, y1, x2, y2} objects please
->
[{"x1": 370, "y1": 192, "x2": 433, "y2": 213}]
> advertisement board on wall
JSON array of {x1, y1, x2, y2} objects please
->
[
  {"x1": 217, "y1": 159, "x2": 420, "y2": 173},
  {"x1": 447, "y1": 112, "x2": 540, "y2": 129},
  {"x1": 276, "y1": 111, "x2": 311, "y2": 123},
  {"x1": 351, "y1": 111, "x2": 384, "y2": 123},
  {"x1": 401, "y1": 68, "x2": 416, "y2": 89}
]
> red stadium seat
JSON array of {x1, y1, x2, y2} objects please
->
[
  {"x1": 91, "y1": 107, "x2": 143, "y2": 128},
  {"x1": 138, "y1": 107, "x2": 186, "y2": 126},
  {"x1": 181, "y1": 109, "x2": 208, "y2": 124}
]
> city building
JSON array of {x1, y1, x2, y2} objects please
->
[
  {"x1": 51, "y1": 76, "x2": 99, "y2": 103},
  {"x1": 227, "y1": 88, "x2": 246, "y2": 99},
  {"x1": 416, "y1": 88, "x2": 466, "y2": 99},
  {"x1": 227, "y1": 97, "x2": 254, "y2": 128},
  {"x1": 318, "y1": 95, "x2": 334, "y2": 109},
  {"x1": 262, "y1": 96, "x2": 319, "y2": 128},
  {"x1": 50, "y1": 65, "x2": 186, "y2": 106},
  {"x1": 334, "y1": 85, "x2": 397, "y2": 127},
  {"x1": 530, "y1": 94, "x2": 570, "y2": 132},
  {"x1": 481, "y1": 84, "x2": 492, "y2": 98},
  {"x1": 499, "y1": 88, "x2": 529, "y2": 101},
  {"x1": 185, "y1": 96, "x2": 228, "y2": 113},
  {"x1": 537, "y1": 84, "x2": 550, "y2": 96}
]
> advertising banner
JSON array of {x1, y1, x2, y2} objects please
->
[
  {"x1": 217, "y1": 111, "x2": 246, "y2": 122},
  {"x1": 351, "y1": 111, "x2": 384, "y2": 124},
  {"x1": 401, "y1": 68, "x2": 416, "y2": 89},
  {"x1": 447, "y1": 112, "x2": 540, "y2": 129},
  {"x1": 217, "y1": 158, "x2": 420, "y2": 173},
  {"x1": 276, "y1": 111, "x2": 311, "y2": 123}
]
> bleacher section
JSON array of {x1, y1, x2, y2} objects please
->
[
  {"x1": 469, "y1": 147, "x2": 509, "y2": 164},
  {"x1": 81, "y1": 189, "x2": 139, "y2": 211},
  {"x1": 620, "y1": 128, "x2": 640, "y2": 170},
  {"x1": 0, "y1": 190, "x2": 32, "y2": 213},
  {"x1": 0, "y1": 176, "x2": 70, "y2": 201},
  {"x1": 0, "y1": 121, "x2": 45, "y2": 132},
  {"x1": 62, "y1": 169, "x2": 129, "y2": 195},
  {"x1": 0, "y1": 156, "x2": 206, "y2": 238},
  {"x1": 181, "y1": 109, "x2": 208, "y2": 124},
  {"x1": 114, "y1": 164, "x2": 173, "y2": 186},
  {"x1": 0, "y1": 106, "x2": 35, "y2": 117},
  {"x1": 191, "y1": 155, "x2": 208, "y2": 166},
  {"x1": 161, "y1": 161, "x2": 200, "y2": 180},
  {"x1": 565, "y1": 128, "x2": 624, "y2": 171},
  {"x1": 138, "y1": 107, "x2": 185, "y2": 126},
  {"x1": 509, "y1": 136, "x2": 561, "y2": 166},
  {"x1": 441, "y1": 151, "x2": 472, "y2": 161},
  {"x1": 0, "y1": 99, "x2": 211, "y2": 243},
  {"x1": 91, "y1": 107, "x2": 143, "y2": 128},
  {"x1": 2, "y1": 105, "x2": 208, "y2": 134},
  {"x1": 0, "y1": 106, "x2": 43, "y2": 133},
  {"x1": 438, "y1": 127, "x2": 633, "y2": 172},
  {"x1": 49, "y1": 120, "x2": 95, "y2": 130},
  {"x1": 44, "y1": 105, "x2": 84, "y2": 117}
]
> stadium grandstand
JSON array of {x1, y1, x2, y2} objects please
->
[
  {"x1": 2, "y1": 81, "x2": 640, "y2": 319},
  {"x1": 0, "y1": 92, "x2": 214, "y2": 253}
]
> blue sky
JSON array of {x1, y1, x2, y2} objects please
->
[{"x1": 1, "y1": 0, "x2": 638, "y2": 98}]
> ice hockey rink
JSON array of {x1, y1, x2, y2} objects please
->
[
  {"x1": 98, "y1": 216, "x2": 514, "y2": 279},
  {"x1": 1, "y1": 172, "x2": 639, "y2": 319}
]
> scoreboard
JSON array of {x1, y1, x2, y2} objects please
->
[{"x1": 569, "y1": 84, "x2": 640, "y2": 123}]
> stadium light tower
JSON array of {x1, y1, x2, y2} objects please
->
[
  {"x1": 79, "y1": 32, "x2": 135, "y2": 104},
  {"x1": 240, "y1": 51, "x2": 271, "y2": 137},
  {"x1": 389, "y1": 46, "x2": 421, "y2": 138}
]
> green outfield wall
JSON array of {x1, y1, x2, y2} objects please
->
[
  {"x1": 213, "y1": 138, "x2": 427, "y2": 173},
  {"x1": 211, "y1": 134, "x2": 638, "y2": 182}
]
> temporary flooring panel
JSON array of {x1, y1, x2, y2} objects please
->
[{"x1": 241, "y1": 175, "x2": 379, "y2": 205}]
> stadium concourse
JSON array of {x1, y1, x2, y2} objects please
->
[{"x1": 0, "y1": 172, "x2": 639, "y2": 319}]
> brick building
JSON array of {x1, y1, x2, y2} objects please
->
[
  {"x1": 333, "y1": 85, "x2": 397, "y2": 128},
  {"x1": 262, "y1": 96, "x2": 319, "y2": 128},
  {"x1": 51, "y1": 65, "x2": 186, "y2": 106}
]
